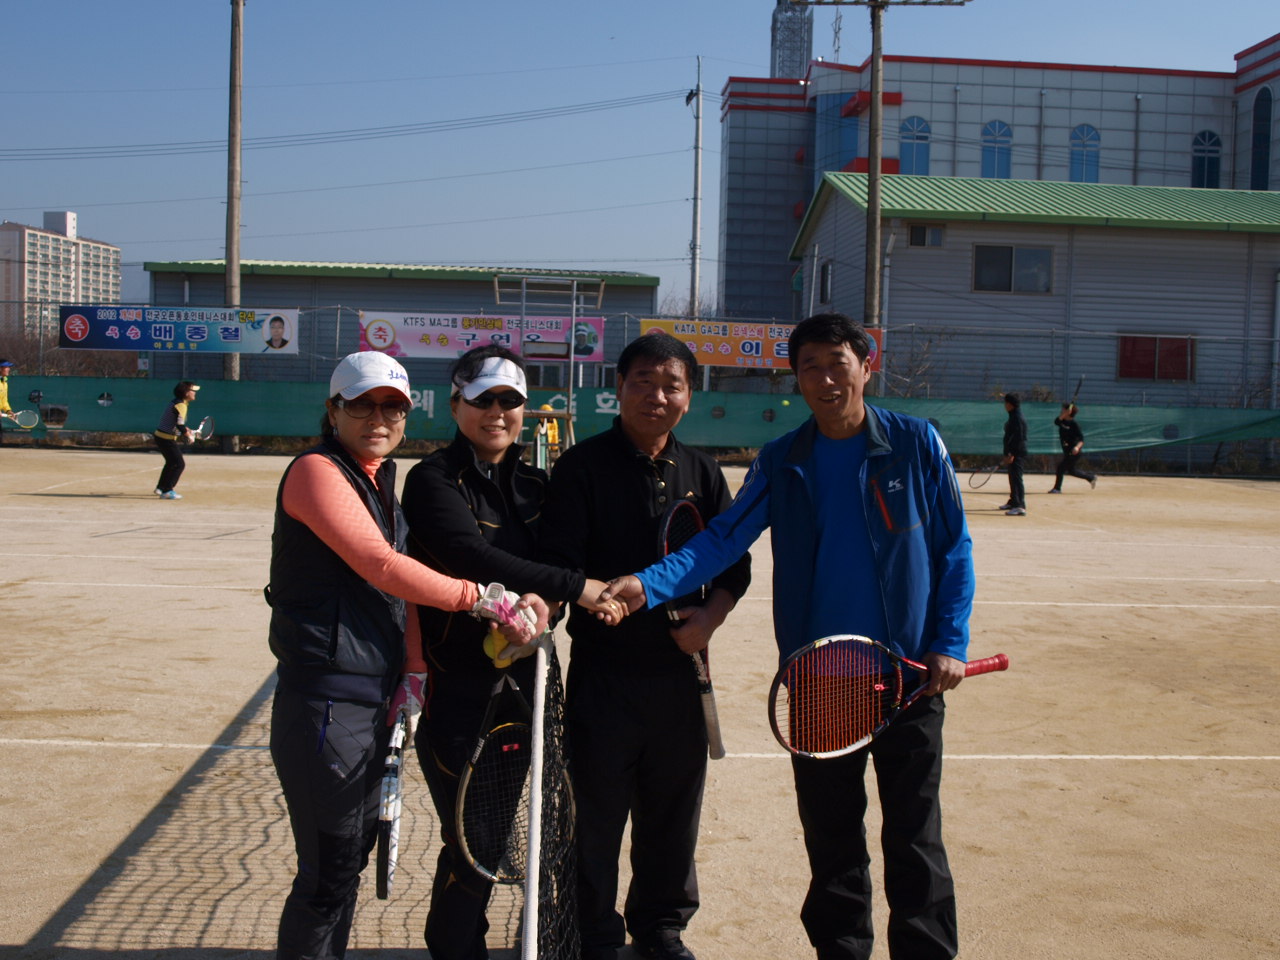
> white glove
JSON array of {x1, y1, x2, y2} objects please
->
[{"x1": 472, "y1": 583, "x2": 537, "y2": 629}]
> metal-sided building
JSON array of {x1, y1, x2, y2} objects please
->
[
  {"x1": 144, "y1": 259, "x2": 660, "y2": 389},
  {"x1": 791, "y1": 174, "x2": 1280, "y2": 410},
  {"x1": 720, "y1": 15, "x2": 1280, "y2": 320}
]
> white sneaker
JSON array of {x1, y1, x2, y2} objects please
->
[
  {"x1": 161, "y1": 490, "x2": 183, "y2": 500},
  {"x1": 155, "y1": 488, "x2": 163, "y2": 496},
  {"x1": 1006, "y1": 507, "x2": 1026, "y2": 516}
]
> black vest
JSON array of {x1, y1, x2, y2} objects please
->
[{"x1": 265, "y1": 437, "x2": 407, "y2": 702}]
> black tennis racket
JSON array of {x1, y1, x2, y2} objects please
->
[
  {"x1": 456, "y1": 671, "x2": 534, "y2": 884},
  {"x1": 657, "y1": 499, "x2": 726, "y2": 760},
  {"x1": 968, "y1": 464, "x2": 1000, "y2": 489},
  {"x1": 769, "y1": 634, "x2": 1009, "y2": 759},
  {"x1": 1070, "y1": 374, "x2": 1085, "y2": 404},
  {"x1": 375, "y1": 708, "x2": 408, "y2": 899}
]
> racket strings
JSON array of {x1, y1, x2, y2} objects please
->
[
  {"x1": 781, "y1": 644, "x2": 901, "y2": 755},
  {"x1": 460, "y1": 721, "x2": 532, "y2": 881}
]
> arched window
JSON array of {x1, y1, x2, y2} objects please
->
[
  {"x1": 1069, "y1": 124, "x2": 1100, "y2": 183},
  {"x1": 981, "y1": 121, "x2": 1012, "y2": 179},
  {"x1": 1250, "y1": 88, "x2": 1273, "y2": 191},
  {"x1": 1192, "y1": 131, "x2": 1221, "y2": 189},
  {"x1": 899, "y1": 116, "x2": 931, "y2": 175}
]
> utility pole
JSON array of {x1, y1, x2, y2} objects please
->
[
  {"x1": 788, "y1": 1, "x2": 968, "y2": 330},
  {"x1": 224, "y1": 0, "x2": 244, "y2": 451},
  {"x1": 688, "y1": 56, "x2": 703, "y2": 320}
]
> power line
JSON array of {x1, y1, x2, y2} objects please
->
[{"x1": 0, "y1": 90, "x2": 689, "y2": 162}]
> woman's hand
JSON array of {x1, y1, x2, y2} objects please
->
[{"x1": 576, "y1": 577, "x2": 630, "y2": 625}]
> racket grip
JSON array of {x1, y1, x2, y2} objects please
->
[
  {"x1": 964, "y1": 653, "x2": 1009, "y2": 676},
  {"x1": 702, "y1": 694, "x2": 726, "y2": 760}
]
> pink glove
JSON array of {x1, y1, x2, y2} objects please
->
[{"x1": 388, "y1": 672, "x2": 427, "y2": 740}]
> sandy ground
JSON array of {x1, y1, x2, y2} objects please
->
[{"x1": 0, "y1": 446, "x2": 1277, "y2": 959}]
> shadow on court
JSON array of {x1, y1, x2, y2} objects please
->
[{"x1": 6, "y1": 678, "x2": 523, "y2": 960}]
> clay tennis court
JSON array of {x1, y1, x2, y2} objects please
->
[{"x1": 1, "y1": 446, "x2": 1277, "y2": 959}]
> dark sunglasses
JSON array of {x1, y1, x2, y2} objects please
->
[
  {"x1": 335, "y1": 397, "x2": 412, "y2": 421},
  {"x1": 462, "y1": 392, "x2": 525, "y2": 411}
]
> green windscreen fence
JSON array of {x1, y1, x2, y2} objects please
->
[{"x1": 11, "y1": 376, "x2": 1280, "y2": 456}]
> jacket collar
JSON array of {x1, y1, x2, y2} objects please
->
[{"x1": 785, "y1": 404, "x2": 890, "y2": 465}]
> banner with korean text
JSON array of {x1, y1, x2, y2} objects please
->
[
  {"x1": 359, "y1": 311, "x2": 605, "y2": 362},
  {"x1": 641, "y1": 319, "x2": 881, "y2": 371},
  {"x1": 59, "y1": 306, "x2": 301, "y2": 354}
]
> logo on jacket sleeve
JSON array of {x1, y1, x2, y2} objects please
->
[{"x1": 887, "y1": 477, "x2": 904, "y2": 494}]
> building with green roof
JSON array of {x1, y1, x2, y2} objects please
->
[{"x1": 791, "y1": 174, "x2": 1280, "y2": 409}]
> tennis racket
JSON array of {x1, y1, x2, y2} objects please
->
[
  {"x1": 3, "y1": 410, "x2": 39, "y2": 429},
  {"x1": 657, "y1": 499, "x2": 726, "y2": 761},
  {"x1": 769, "y1": 634, "x2": 1009, "y2": 759},
  {"x1": 1070, "y1": 374, "x2": 1085, "y2": 404},
  {"x1": 968, "y1": 464, "x2": 1000, "y2": 489},
  {"x1": 189, "y1": 416, "x2": 215, "y2": 441},
  {"x1": 456, "y1": 669, "x2": 534, "y2": 884},
  {"x1": 375, "y1": 708, "x2": 408, "y2": 899}
]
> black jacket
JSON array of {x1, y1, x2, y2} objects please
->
[
  {"x1": 1003, "y1": 408, "x2": 1028, "y2": 458},
  {"x1": 1055, "y1": 415, "x2": 1084, "y2": 455},
  {"x1": 266, "y1": 437, "x2": 407, "y2": 702},
  {"x1": 539, "y1": 418, "x2": 752, "y2": 676},
  {"x1": 401, "y1": 432, "x2": 584, "y2": 679}
]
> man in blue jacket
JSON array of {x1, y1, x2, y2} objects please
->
[{"x1": 601, "y1": 313, "x2": 975, "y2": 960}]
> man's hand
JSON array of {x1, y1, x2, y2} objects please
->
[
  {"x1": 597, "y1": 575, "x2": 649, "y2": 619},
  {"x1": 576, "y1": 577, "x2": 629, "y2": 625},
  {"x1": 667, "y1": 588, "x2": 735, "y2": 655},
  {"x1": 923, "y1": 652, "x2": 966, "y2": 696}
]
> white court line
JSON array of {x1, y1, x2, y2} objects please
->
[
  {"x1": 729, "y1": 752, "x2": 1280, "y2": 761},
  {"x1": 1, "y1": 739, "x2": 1276, "y2": 761},
  {"x1": 985, "y1": 574, "x2": 1279, "y2": 584},
  {"x1": 0, "y1": 737, "x2": 266, "y2": 751},
  {"x1": 29, "y1": 468, "x2": 159, "y2": 493},
  {"x1": 0, "y1": 552, "x2": 257, "y2": 563},
  {"x1": 975, "y1": 601, "x2": 1280, "y2": 609},
  {"x1": 736, "y1": 597, "x2": 1280, "y2": 610},
  {"x1": 0, "y1": 580, "x2": 259, "y2": 590}
]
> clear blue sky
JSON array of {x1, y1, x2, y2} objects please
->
[{"x1": 2, "y1": 1, "x2": 1276, "y2": 309}]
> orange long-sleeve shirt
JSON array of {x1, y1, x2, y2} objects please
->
[{"x1": 282, "y1": 451, "x2": 470, "y2": 673}]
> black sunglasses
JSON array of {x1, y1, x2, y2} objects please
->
[
  {"x1": 462, "y1": 392, "x2": 525, "y2": 411},
  {"x1": 335, "y1": 397, "x2": 412, "y2": 421}
]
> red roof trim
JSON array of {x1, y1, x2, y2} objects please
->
[
  {"x1": 721, "y1": 102, "x2": 813, "y2": 117},
  {"x1": 1236, "y1": 66, "x2": 1280, "y2": 95},
  {"x1": 1235, "y1": 31, "x2": 1280, "y2": 61},
  {"x1": 884, "y1": 53, "x2": 1231, "y2": 79},
  {"x1": 1237, "y1": 45, "x2": 1280, "y2": 79},
  {"x1": 723, "y1": 89, "x2": 807, "y2": 101}
]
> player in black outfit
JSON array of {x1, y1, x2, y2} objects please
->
[
  {"x1": 1049, "y1": 402, "x2": 1097, "y2": 493},
  {"x1": 1000, "y1": 393, "x2": 1029, "y2": 516},
  {"x1": 399, "y1": 345, "x2": 621, "y2": 960},
  {"x1": 539, "y1": 334, "x2": 752, "y2": 960}
]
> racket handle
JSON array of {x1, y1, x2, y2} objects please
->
[{"x1": 964, "y1": 653, "x2": 1009, "y2": 676}]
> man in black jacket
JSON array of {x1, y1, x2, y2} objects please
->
[
  {"x1": 540, "y1": 333, "x2": 752, "y2": 960},
  {"x1": 1048, "y1": 402, "x2": 1098, "y2": 493},
  {"x1": 1000, "y1": 393, "x2": 1028, "y2": 516}
]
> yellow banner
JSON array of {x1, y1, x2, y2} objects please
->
[{"x1": 641, "y1": 319, "x2": 881, "y2": 371}]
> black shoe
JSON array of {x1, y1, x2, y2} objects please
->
[{"x1": 631, "y1": 930, "x2": 695, "y2": 960}]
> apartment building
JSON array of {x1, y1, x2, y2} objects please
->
[{"x1": 0, "y1": 212, "x2": 122, "y2": 337}]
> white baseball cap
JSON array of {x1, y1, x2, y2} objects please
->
[
  {"x1": 330, "y1": 351, "x2": 411, "y2": 402},
  {"x1": 451, "y1": 356, "x2": 528, "y2": 400}
]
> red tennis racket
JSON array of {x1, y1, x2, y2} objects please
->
[{"x1": 769, "y1": 634, "x2": 1008, "y2": 759}]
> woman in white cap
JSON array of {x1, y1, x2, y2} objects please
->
[
  {"x1": 264, "y1": 350, "x2": 549, "y2": 960},
  {"x1": 400, "y1": 344, "x2": 623, "y2": 960}
]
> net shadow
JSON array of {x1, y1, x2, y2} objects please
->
[{"x1": 10, "y1": 675, "x2": 522, "y2": 960}]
